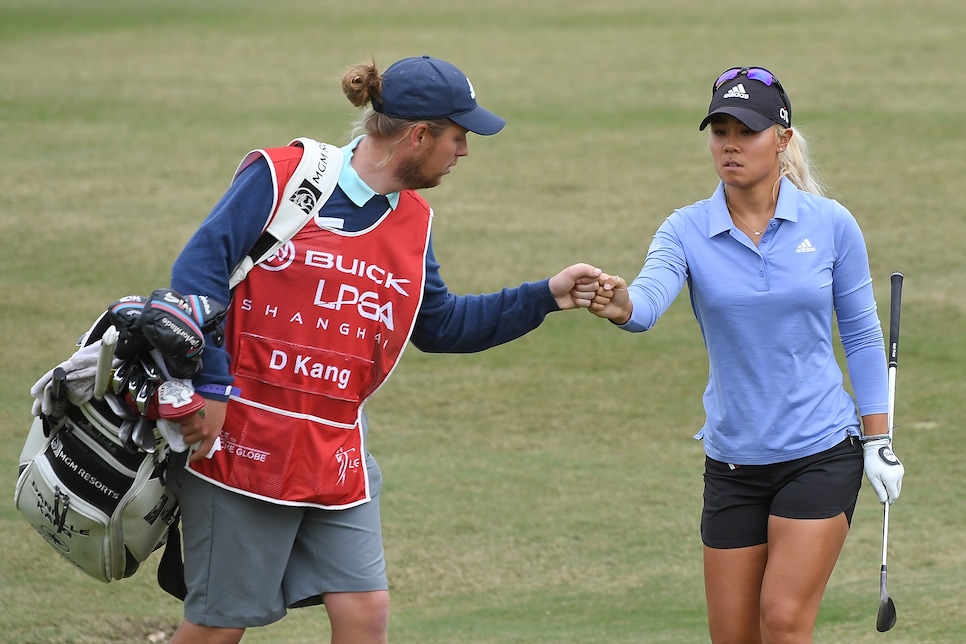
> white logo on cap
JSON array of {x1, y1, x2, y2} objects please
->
[
  {"x1": 722, "y1": 83, "x2": 749, "y2": 100},
  {"x1": 779, "y1": 107, "x2": 789, "y2": 124},
  {"x1": 465, "y1": 77, "x2": 476, "y2": 99}
]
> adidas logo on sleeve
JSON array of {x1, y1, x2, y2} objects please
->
[{"x1": 722, "y1": 83, "x2": 749, "y2": 100}]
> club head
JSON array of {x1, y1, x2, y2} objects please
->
[
  {"x1": 876, "y1": 593, "x2": 897, "y2": 632},
  {"x1": 133, "y1": 417, "x2": 157, "y2": 454},
  {"x1": 118, "y1": 417, "x2": 139, "y2": 453},
  {"x1": 126, "y1": 363, "x2": 145, "y2": 401},
  {"x1": 139, "y1": 358, "x2": 163, "y2": 384},
  {"x1": 111, "y1": 360, "x2": 132, "y2": 396},
  {"x1": 134, "y1": 379, "x2": 158, "y2": 416}
]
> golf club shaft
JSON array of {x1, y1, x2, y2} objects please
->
[
  {"x1": 93, "y1": 325, "x2": 119, "y2": 400},
  {"x1": 881, "y1": 500, "x2": 890, "y2": 567},
  {"x1": 882, "y1": 348, "x2": 897, "y2": 573},
  {"x1": 48, "y1": 366, "x2": 70, "y2": 431}
]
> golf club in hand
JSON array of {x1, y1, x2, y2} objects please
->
[{"x1": 876, "y1": 271, "x2": 903, "y2": 633}]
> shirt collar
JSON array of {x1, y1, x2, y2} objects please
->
[
  {"x1": 707, "y1": 176, "x2": 800, "y2": 238},
  {"x1": 339, "y1": 136, "x2": 400, "y2": 209}
]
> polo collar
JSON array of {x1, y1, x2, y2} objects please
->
[
  {"x1": 708, "y1": 177, "x2": 800, "y2": 238},
  {"x1": 339, "y1": 136, "x2": 400, "y2": 209}
]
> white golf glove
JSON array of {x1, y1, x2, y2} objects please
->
[{"x1": 863, "y1": 435, "x2": 904, "y2": 504}]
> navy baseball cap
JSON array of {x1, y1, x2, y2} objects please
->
[
  {"x1": 374, "y1": 56, "x2": 506, "y2": 136},
  {"x1": 699, "y1": 66, "x2": 792, "y2": 132}
]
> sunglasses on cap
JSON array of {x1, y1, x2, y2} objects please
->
[
  {"x1": 713, "y1": 66, "x2": 782, "y2": 91},
  {"x1": 712, "y1": 66, "x2": 791, "y2": 117}
]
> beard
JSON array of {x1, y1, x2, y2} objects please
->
[{"x1": 393, "y1": 141, "x2": 444, "y2": 190}]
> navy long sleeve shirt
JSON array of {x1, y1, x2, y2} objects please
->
[{"x1": 171, "y1": 138, "x2": 560, "y2": 397}]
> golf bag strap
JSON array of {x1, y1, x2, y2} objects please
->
[
  {"x1": 157, "y1": 517, "x2": 187, "y2": 600},
  {"x1": 228, "y1": 138, "x2": 343, "y2": 289}
]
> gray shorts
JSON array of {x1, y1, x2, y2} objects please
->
[{"x1": 168, "y1": 452, "x2": 387, "y2": 629}]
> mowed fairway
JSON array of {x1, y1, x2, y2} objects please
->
[{"x1": 1, "y1": 1, "x2": 964, "y2": 642}]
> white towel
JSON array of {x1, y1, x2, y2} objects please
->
[{"x1": 30, "y1": 342, "x2": 112, "y2": 417}]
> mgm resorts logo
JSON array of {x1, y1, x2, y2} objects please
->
[{"x1": 290, "y1": 179, "x2": 322, "y2": 214}]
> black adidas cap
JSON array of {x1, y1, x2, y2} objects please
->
[{"x1": 699, "y1": 66, "x2": 792, "y2": 132}]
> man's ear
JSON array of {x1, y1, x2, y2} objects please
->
[{"x1": 407, "y1": 122, "x2": 431, "y2": 149}]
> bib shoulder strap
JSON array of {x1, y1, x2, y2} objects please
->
[{"x1": 228, "y1": 138, "x2": 343, "y2": 289}]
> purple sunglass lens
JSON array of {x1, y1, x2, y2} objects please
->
[
  {"x1": 714, "y1": 67, "x2": 775, "y2": 91},
  {"x1": 714, "y1": 68, "x2": 741, "y2": 90},
  {"x1": 744, "y1": 68, "x2": 775, "y2": 86}
]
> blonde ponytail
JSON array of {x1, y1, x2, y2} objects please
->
[{"x1": 778, "y1": 125, "x2": 826, "y2": 196}]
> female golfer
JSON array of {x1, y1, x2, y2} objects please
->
[{"x1": 588, "y1": 66, "x2": 904, "y2": 642}]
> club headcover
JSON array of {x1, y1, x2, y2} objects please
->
[
  {"x1": 107, "y1": 295, "x2": 153, "y2": 359},
  {"x1": 189, "y1": 294, "x2": 228, "y2": 348},
  {"x1": 140, "y1": 289, "x2": 227, "y2": 379},
  {"x1": 146, "y1": 380, "x2": 205, "y2": 422}
]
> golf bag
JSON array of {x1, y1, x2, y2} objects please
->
[
  {"x1": 15, "y1": 410, "x2": 179, "y2": 582},
  {"x1": 14, "y1": 290, "x2": 224, "y2": 584}
]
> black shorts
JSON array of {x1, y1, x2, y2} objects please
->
[{"x1": 701, "y1": 437, "x2": 864, "y2": 549}]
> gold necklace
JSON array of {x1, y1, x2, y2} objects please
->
[{"x1": 725, "y1": 194, "x2": 768, "y2": 236}]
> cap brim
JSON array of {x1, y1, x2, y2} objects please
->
[
  {"x1": 450, "y1": 106, "x2": 506, "y2": 136},
  {"x1": 699, "y1": 107, "x2": 776, "y2": 132}
]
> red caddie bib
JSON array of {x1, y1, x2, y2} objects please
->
[{"x1": 189, "y1": 145, "x2": 431, "y2": 508}]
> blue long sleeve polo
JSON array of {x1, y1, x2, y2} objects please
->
[
  {"x1": 171, "y1": 138, "x2": 559, "y2": 395},
  {"x1": 621, "y1": 178, "x2": 888, "y2": 464}
]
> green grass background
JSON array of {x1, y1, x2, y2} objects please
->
[{"x1": 2, "y1": 1, "x2": 964, "y2": 642}]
